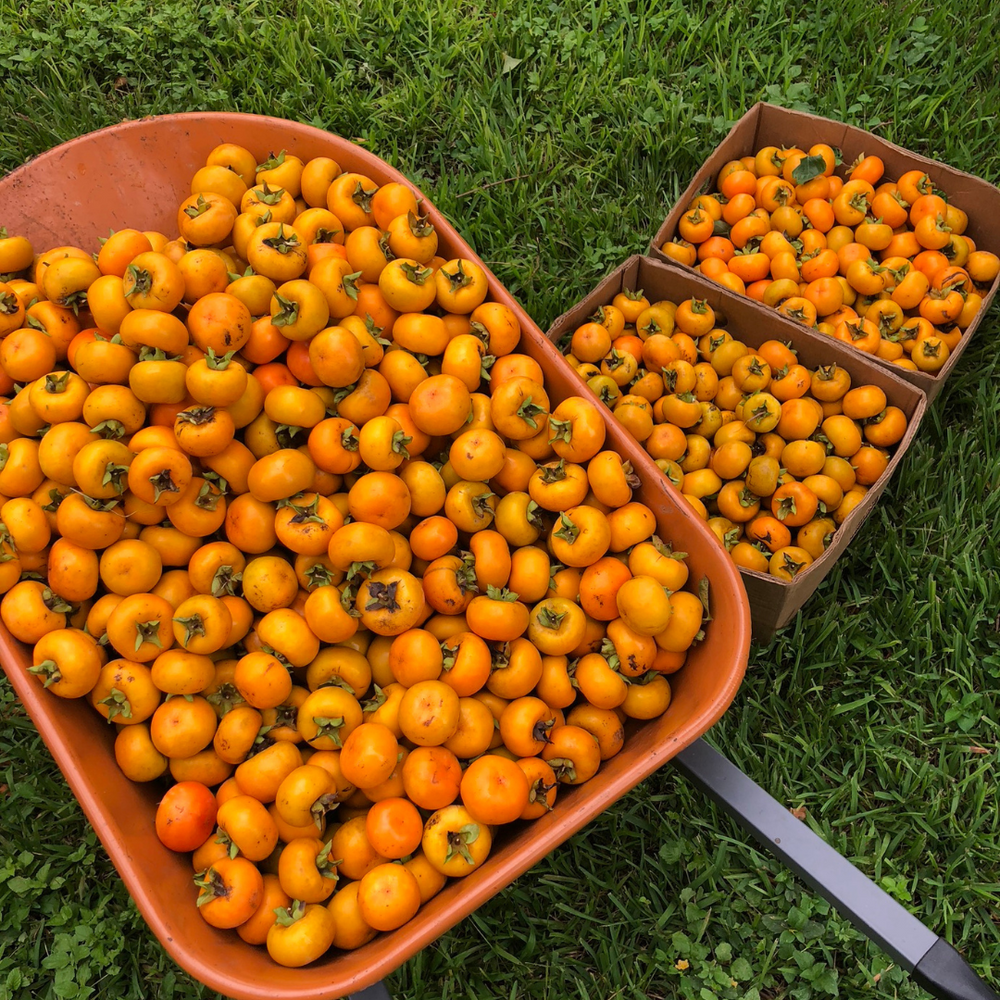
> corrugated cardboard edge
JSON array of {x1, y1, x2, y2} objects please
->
[
  {"x1": 648, "y1": 102, "x2": 1000, "y2": 404},
  {"x1": 546, "y1": 255, "x2": 928, "y2": 639}
]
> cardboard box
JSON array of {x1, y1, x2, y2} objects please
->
[
  {"x1": 546, "y1": 256, "x2": 927, "y2": 639},
  {"x1": 649, "y1": 102, "x2": 1000, "y2": 403}
]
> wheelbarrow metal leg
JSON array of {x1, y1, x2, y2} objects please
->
[
  {"x1": 673, "y1": 738, "x2": 998, "y2": 1000},
  {"x1": 349, "y1": 983, "x2": 394, "y2": 1000},
  {"x1": 347, "y1": 739, "x2": 997, "y2": 1000}
]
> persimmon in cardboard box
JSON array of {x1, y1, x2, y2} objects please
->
[
  {"x1": 546, "y1": 256, "x2": 927, "y2": 639},
  {"x1": 650, "y1": 102, "x2": 1000, "y2": 404}
]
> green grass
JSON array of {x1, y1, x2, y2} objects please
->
[{"x1": 2, "y1": 1, "x2": 1000, "y2": 998}]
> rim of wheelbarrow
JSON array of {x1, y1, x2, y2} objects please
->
[{"x1": 0, "y1": 111, "x2": 751, "y2": 1000}]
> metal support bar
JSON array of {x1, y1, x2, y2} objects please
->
[
  {"x1": 348, "y1": 983, "x2": 394, "y2": 1000},
  {"x1": 344, "y1": 739, "x2": 997, "y2": 1000},
  {"x1": 673, "y1": 738, "x2": 998, "y2": 1000}
]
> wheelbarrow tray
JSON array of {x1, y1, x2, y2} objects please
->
[{"x1": 0, "y1": 113, "x2": 751, "y2": 1000}]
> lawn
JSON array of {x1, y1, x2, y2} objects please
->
[{"x1": 1, "y1": 1, "x2": 999, "y2": 998}]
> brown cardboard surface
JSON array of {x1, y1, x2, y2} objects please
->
[
  {"x1": 649, "y1": 102, "x2": 1000, "y2": 403},
  {"x1": 547, "y1": 256, "x2": 927, "y2": 639}
]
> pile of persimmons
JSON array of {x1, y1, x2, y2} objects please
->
[
  {"x1": 659, "y1": 144, "x2": 999, "y2": 371},
  {"x1": 0, "y1": 143, "x2": 706, "y2": 967},
  {"x1": 560, "y1": 290, "x2": 908, "y2": 580}
]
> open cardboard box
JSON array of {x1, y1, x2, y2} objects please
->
[
  {"x1": 649, "y1": 102, "x2": 1000, "y2": 403},
  {"x1": 546, "y1": 256, "x2": 928, "y2": 640}
]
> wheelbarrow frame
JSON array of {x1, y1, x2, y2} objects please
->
[{"x1": 349, "y1": 739, "x2": 998, "y2": 1000}]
